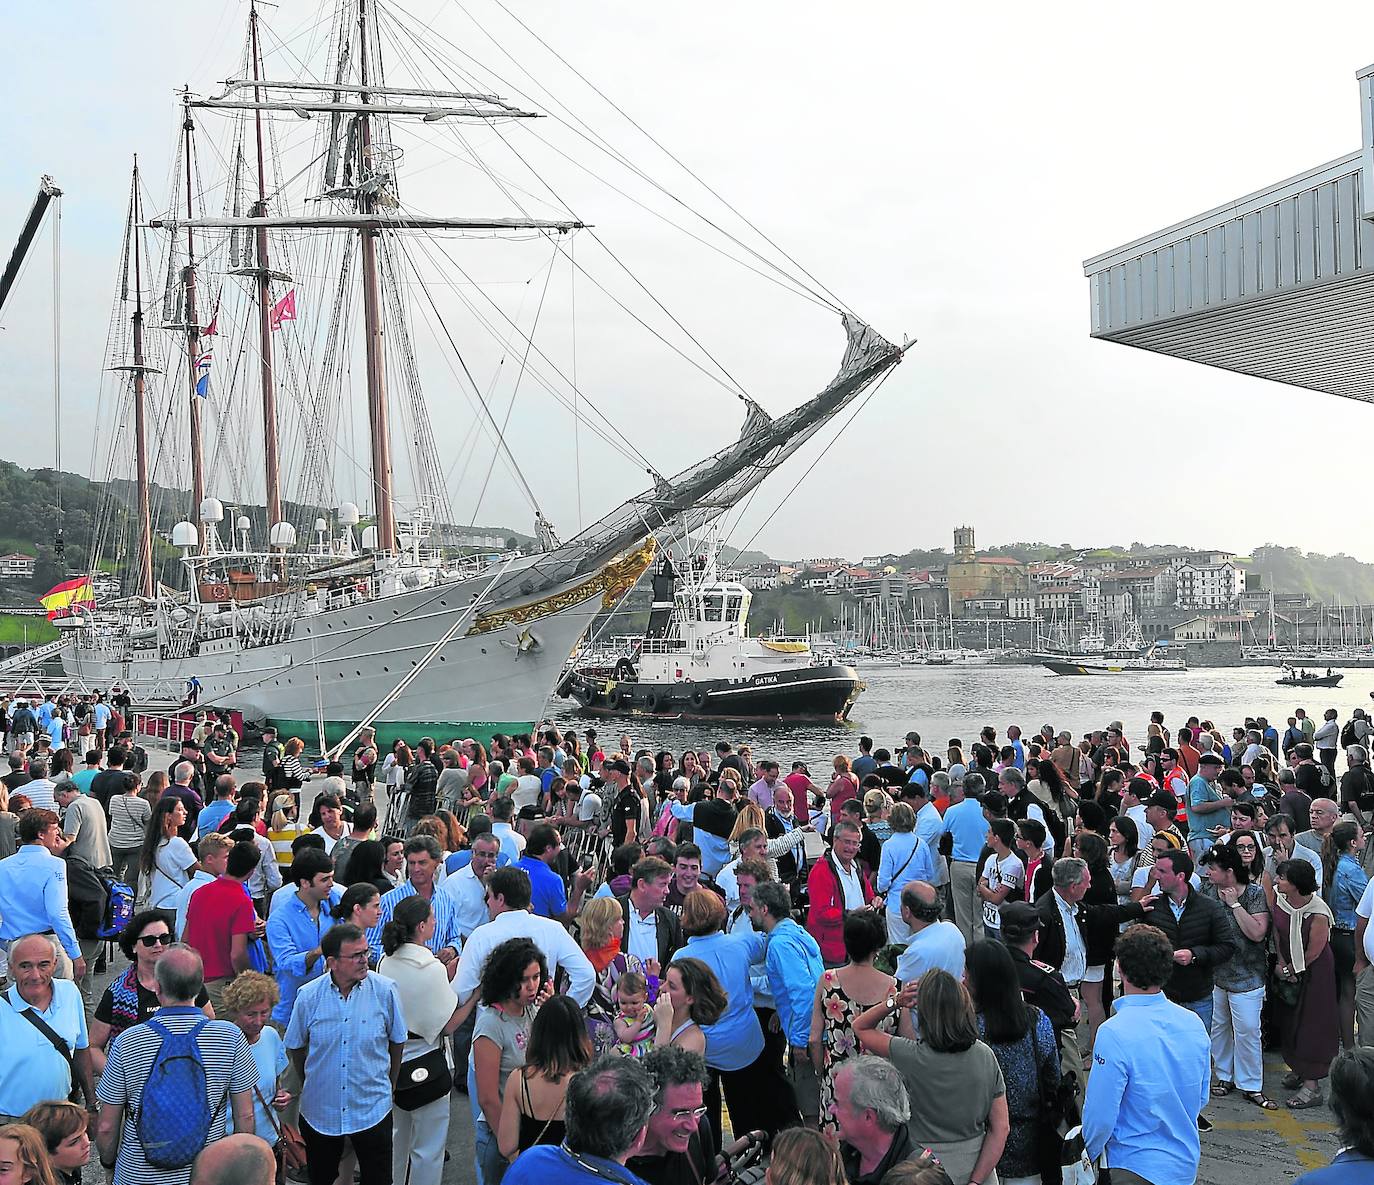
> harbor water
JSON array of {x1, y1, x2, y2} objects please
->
[{"x1": 545, "y1": 664, "x2": 1374, "y2": 769}]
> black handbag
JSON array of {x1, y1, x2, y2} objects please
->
[{"x1": 393, "y1": 1045, "x2": 452, "y2": 1111}]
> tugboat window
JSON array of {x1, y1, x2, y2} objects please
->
[
  {"x1": 726, "y1": 595, "x2": 743, "y2": 620},
  {"x1": 704, "y1": 596, "x2": 723, "y2": 622}
]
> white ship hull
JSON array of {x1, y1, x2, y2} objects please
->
[{"x1": 62, "y1": 552, "x2": 647, "y2": 747}]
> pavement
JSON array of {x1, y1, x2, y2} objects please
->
[{"x1": 105, "y1": 740, "x2": 1344, "y2": 1183}]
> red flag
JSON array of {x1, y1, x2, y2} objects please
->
[
  {"x1": 270, "y1": 289, "x2": 297, "y2": 331},
  {"x1": 202, "y1": 291, "x2": 221, "y2": 337}
]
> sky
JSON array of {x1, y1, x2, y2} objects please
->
[{"x1": 2, "y1": 2, "x2": 1373, "y2": 564}]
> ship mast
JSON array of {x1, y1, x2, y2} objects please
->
[
  {"x1": 356, "y1": 0, "x2": 396, "y2": 554},
  {"x1": 248, "y1": 0, "x2": 283, "y2": 537},
  {"x1": 180, "y1": 92, "x2": 206, "y2": 523},
  {"x1": 128, "y1": 162, "x2": 154, "y2": 600}
]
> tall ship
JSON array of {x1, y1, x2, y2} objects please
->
[
  {"x1": 1037, "y1": 614, "x2": 1187, "y2": 675},
  {"x1": 557, "y1": 544, "x2": 863, "y2": 722},
  {"x1": 11, "y1": 1, "x2": 904, "y2": 747}
]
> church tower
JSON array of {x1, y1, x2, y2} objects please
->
[{"x1": 953, "y1": 526, "x2": 975, "y2": 562}]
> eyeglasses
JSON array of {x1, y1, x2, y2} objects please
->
[
  {"x1": 667, "y1": 1106, "x2": 709, "y2": 1122},
  {"x1": 137, "y1": 933, "x2": 174, "y2": 948},
  {"x1": 334, "y1": 950, "x2": 370, "y2": 963}
]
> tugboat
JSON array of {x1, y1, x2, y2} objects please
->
[{"x1": 557, "y1": 549, "x2": 863, "y2": 722}]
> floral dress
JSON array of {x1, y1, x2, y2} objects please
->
[{"x1": 817, "y1": 968, "x2": 893, "y2": 1135}]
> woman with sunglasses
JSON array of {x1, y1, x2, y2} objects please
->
[{"x1": 88, "y1": 909, "x2": 212, "y2": 1073}]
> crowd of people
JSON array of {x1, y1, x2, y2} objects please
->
[{"x1": 0, "y1": 701, "x2": 1373, "y2": 1185}]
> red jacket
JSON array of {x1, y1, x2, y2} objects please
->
[{"x1": 806, "y1": 852, "x2": 874, "y2": 964}]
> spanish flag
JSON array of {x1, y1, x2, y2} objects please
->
[{"x1": 39, "y1": 576, "x2": 96, "y2": 620}]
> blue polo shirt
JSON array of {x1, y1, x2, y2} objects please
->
[
  {"x1": 0, "y1": 980, "x2": 89, "y2": 1115},
  {"x1": 942, "y1": 797, "x2": 988, "y2": 862},
  {"x1": 515, "y1": 855, "x2": 568, "y2": 919},
  {"x1": 198, "y1": 800, "x2": 235, "y2": 837},
  {"x1": 672, "y1": 931, "x2": 766, "y2": 1072}
]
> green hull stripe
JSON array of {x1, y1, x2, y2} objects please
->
[{"x1": 268, "y1": 718, "x2": 537, "y2": 749}]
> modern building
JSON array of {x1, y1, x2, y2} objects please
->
[{"x1": 1084, "y1": 62, "x2": 1374, "y2": 406}]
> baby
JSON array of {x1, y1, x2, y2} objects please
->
[{"x1": 611, "y1": 969, "x2": 657, "y2": 1058}]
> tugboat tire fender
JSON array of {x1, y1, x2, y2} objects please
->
[{"x1": 689, "y1": 688, "x2": 708, "y2": 710}]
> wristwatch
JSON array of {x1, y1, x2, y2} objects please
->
[{"x1": 886, "y1": 993, "x2": 898, "y2": 1011}]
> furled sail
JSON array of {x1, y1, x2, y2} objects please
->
[{"x1": 488, "y1": 314, "x2": 902, "y2": 602}]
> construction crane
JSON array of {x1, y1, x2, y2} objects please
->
[{"x1": 0, "y1": 174, "x2": 62, "y2": 318}]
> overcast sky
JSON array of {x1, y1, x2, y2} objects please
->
[{"x1": 3, "y1": 2, "x2": 1372, "y2": 564}]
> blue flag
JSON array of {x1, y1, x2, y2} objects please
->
[{"x1": 194, "y1": 350, "x2": 212, "y2": 398}]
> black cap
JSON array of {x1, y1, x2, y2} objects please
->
[
  {"x1": 1000, "y1": 901, "x2": 1041, "y2": 942},
  {"x1": 1198, "y1": 752, "x2": 1224, "y2": 767},
  {"x1": 1146, "y1": 789, "x2": 1179, "y2": 812},
  {"x1": 606, "y1": 758, "x2": 632, "y2": 776}
]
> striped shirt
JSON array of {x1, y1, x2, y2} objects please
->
[
  {"x1": 365, "y1": 880, "x2": 462, "y2": 962},
  {"x1": 285, "y1": 972, "x2": 406, "y2": 1136},
  {"x1": 95, "y1": 1006, "x2": 257, "y2": 1185}
]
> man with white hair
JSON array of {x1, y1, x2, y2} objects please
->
[
  {"x1": 0, "y1": 933, "x2": 97, "y2": 1121},
  {"x1": 165, "y1": 760, "x2": 206, "y2": 840},
  {"x1": 21, "y1": 757, "x2": 58, "y2": 813},
  {"x1": 833, "y1": 1055, "x2": 923, "y2": 1184}
]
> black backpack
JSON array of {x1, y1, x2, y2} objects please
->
[
  {"x1": 1340, "y1": 719, "x2": 1358, "y2": 748},
  {"x1": 64, "y1": 852, "x2": 110, "y2": 940}
]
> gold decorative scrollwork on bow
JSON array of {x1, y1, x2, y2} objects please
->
[{"x1": 465, "y1": 538, "x2": 656, "y2": 636}]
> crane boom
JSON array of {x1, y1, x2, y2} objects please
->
[{"x1": 0, "y1": 175, "x2": 62, "y2": 318}]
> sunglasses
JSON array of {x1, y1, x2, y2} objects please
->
[{"x1": 137, "y1": 932, "x2": 174, "y2": 948}]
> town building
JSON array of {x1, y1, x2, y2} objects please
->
[
  {"x1": 0, "y1": 553, "x2": 36, "y2": 581},
  {"x1": 945, "y1": 527, "x2": 1028, "y2": 618},
  {"x1": 1176, "y1": 561, "x2": 1245, "y2": 609}
]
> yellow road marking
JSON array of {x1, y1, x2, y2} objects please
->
[{"x1": 1210, "y1": 1111, "x2": 1336, "y2": 1171}]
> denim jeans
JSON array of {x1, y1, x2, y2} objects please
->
[
  {"x1": 468, "y1": 1060, "x2": 506, "y2": 1185},
  {"x1": 1177, "y1": 994, "x2": 1214, "y2": 1036}
]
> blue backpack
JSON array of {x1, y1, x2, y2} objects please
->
[
  {"x1": 136, "y1": 1017, "x2": 216, "y2": 1169},
  {"x1": 97, "y1": 875, "x2": 135, "y2": 940}
]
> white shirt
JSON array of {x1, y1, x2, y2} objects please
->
[
  {"x1": 716, "y1": 859, "x2": 743, "y2": 910},
  {"x1": 1024, "y1": 803, "x2": 1058, "y2": 856},
  {"x1": 23, "y1": 778, "x2": 58, "y2": 813},
  {"x1": 312, "y1": 825, "x2": 341, "y2": 855},
  {"x1": 512, "y1": 775, "x2": 542, "y2": 811},
  {"x1": 1054, "y1": 890, "x2": 1088, "y2": 985},
  {"x1": 1125, "y1": 805, "x2": 1156, "y2": 850},
  {"x1": 436, "y1": 863, "x2": 489, "y2": 941},
  {"x1": 980, "y1": 852, "x2": 1025, "y2": 930},
  {"x1": 453, "y1": 908, "x2": 594, "y2": 1005},
  {"x1": 173, "y1": 870, "x2": 218, "y2": 938},
  {"x1": 1356, "y1": 877, "x2": 1374, "y2": 964},
  {"x1": 576, "y1": 792, "x2": 602, "y2": 823},
  {"x1": 833, "y1": 858, "x2": 865, "y2": 911},
  {"x1": 625, "y1": 900, "x2": 660, "y2": 966}
]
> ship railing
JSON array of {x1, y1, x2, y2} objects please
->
[{"x1": 639, "y1": 637, "x2": 688, "y2": 655}]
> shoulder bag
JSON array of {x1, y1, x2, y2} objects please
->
[
  {"x1": 394, "y1": 1040, "x2": 452, "y2": 1111},
  {"x1": 10, "y1": 999, "x2": 82, "y2": 1102},
  {"x1": 252, "y1": 1082, "x2": 308, "y2": 1172}
]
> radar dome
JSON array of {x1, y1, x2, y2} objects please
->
[
  {"x1": 171, "y1": 521, "x2": 199, "y2": 548},
  {"x1": 269, "y1": 522, "x2": 297, "y2": 548},
  {"x1": 199, "y1": 498, "x2": 224, "y2": 524}
]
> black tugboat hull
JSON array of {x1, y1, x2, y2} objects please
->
[
  {"x1": 1276, "y1": 675, "x2": 1343, "y2": 687},
  {"x1": 559, "y1": 663, "x2": 864, "y2": 723}
]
